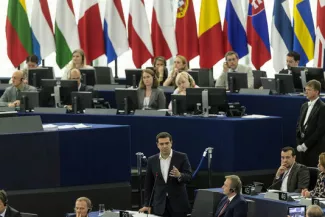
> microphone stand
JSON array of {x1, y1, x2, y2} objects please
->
[
  {"x1": 136, "y1": 152, "x2": 144, "y2": 208},
  {"x1": 207, "y1": 147, "x2": 214, "y2": 188}
]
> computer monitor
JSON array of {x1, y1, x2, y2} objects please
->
[
  {"x1": 20, "y1": 91, "x2": 40, "y2": 112},
  {"x1": 115, "y1": 88, "x2": 139, "y2": 114},
  {"x1": 28, "y1": 68, "x2": 54, "y2": 88},
  {"x1": 71, "y1": 91, "x2": 93, "y2": 113},
  {"x1": 291, "y1": 67, "x2": 304, "y2": 91},
  {"x1": 261, "y1": 77, "x2": 276, "y2": 93},
  {"x1": 94, "y1": 66, "x2": 114, "y2": 84},
  {"x1": 188, "y1": 68, "x2": 214, "y2": 87},
  {"x1": 274, "y1": 74, "x2": 295, "y2": 94},
  {"x1": 80, "y1": 68, "x2": 97, "y2": 86},
  {"x1": 125, "y1": 69, "x2": 142, "y2": 88},
  {"x1": 170, "y1": 94, "x2": 186, "y2": 115},
  {"x1": 252, "y1": 70, "x2": 267, "y2": 89},
  {"x1": 60, "y1": 80, "x2": 78, "y2": 105},
  {"x1": 302, "y1": 67, "x2": 325, "y2": 91},
  {"x1": 186, "y1": 88, "x2": 228, "y2": 114},
  {"x1": 227, "y1": 72, "x2": 248, "y2": 93}
]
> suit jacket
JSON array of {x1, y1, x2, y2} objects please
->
[
  {"x1": 137, "y1": 88, "x2": 166, "y2": 110},
  {"x1": 0, "y1": 84, "x2": 37, "y2": 106},
  {"x1": 4, "y1": 206, "x2": 21, "y2": 217},
  {"x1": 214, "y1": 194, "x2": 247, "y2": 217},
  {"x1": 144, "y1": 150, "x2": 192, "y2": 215},
  {"x1": 271, "y1": 162, "x2": 310, "y2": 192},
  {"x1": 279, "y1": 69, "x2": 290, "y2": 74},
  {"x1": 79, "y1": 84, "x2": 93, "y2": 92},
  {"x1": 296, "y1": 98, "x2": 325, "y2": 166},
  {"x1": 215, "y1": 64, "x2": 254, "y2": 89}
]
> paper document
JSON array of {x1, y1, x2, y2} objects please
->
[
  {"x1": 73, "y1": 124, "x2": 91, "y2": 129},
  {"x1": 43, "y1": 124, "x2": 58, "y2": 129},
  {"x1": 242, "y1": 114, "x2": 269, "y2": 118},
  {"x1": 58, "y1": 125, "x2": 75, "y2": 129}
]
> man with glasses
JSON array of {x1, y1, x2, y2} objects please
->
[
  {"x1": 296, "y1": 80, "x2": 325, "y2": 167},
  {"x1": 215, "y1": 51, "x2": 254, "y2": 89}
]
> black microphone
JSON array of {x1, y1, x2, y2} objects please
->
[
  {"x1": 267, "y1": 171, "x2": 289, "y2": 191},
  {"x1": 147, "y1": 172, "x2": 158, "y2": 216}
]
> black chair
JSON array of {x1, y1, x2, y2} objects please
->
[
  {"x1": 308, "y1": 167, "x2": 319, "y2": 190},
  {"x1": 21, "y1": 213, "x2": 38, "y2": 217},
  {"x1": 246, "y1": 199, "x2": 255, "y2": 217}
]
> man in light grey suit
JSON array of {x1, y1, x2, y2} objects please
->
[
  {"x1": 0, "y1": 70, "x2": 37, "y2": 107},
  {"x1": 215, "y1": 51, "x2": 254, "y2": 89}
]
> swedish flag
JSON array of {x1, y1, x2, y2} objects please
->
[{"x1": 293, "y1": 0, "x2": 315, "y2": 66}]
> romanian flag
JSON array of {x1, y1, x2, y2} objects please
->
[
  {"x1": 6, "y1": 0, "x2": 33, "y2": 67},
  {"x1": 175, "y1": 0, "x2": 199, "y2": 61},
  {"x1": 199, "y1": 0, "x2": 224, "y2": 68}
]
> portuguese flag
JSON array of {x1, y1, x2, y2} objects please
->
[{"x1": 6, "y1": 0, "x2": 33, "y2": 67}]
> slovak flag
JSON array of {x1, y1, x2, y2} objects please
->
[
  {"x1": 247, "y1": 0, "x2": 271, "y2": 69},
  {"x1": 223, "y1": 0, "x2": 248, "y2": 58}
]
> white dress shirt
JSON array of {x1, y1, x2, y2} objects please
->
[
  {"x1": 228, "y1": 194, "x2": 236, "y2": 202},
  {"x1": 303, "y1": 97, "x2": 319, "y2": 125},
  {"x1": 281, "y1": 163, "x2": 295, "y2": 192},
  {"x1": 0, "y1": 208, "x2": 7, "y2": 217},
  {"x1": 159, "y1": 149, "x2": 173, "y2": 183}
]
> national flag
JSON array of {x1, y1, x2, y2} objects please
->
[
  {"x1": 271, "y1": 0, "x2": 293, "y2": 72},
  {"x1": 31, "y1": 0, "x2": 55, "y2": 62},
  {"x1": 314, "y1": 0, "x2": 325, "y2": 69},
  {"x1": 6, "y1": 0, "x2": 33, "y2": 67},
  {"x1": 293, "y1": 0, "x2": 315, "y2": 66},
  {"x1": 223, "y1": 0, "x2": 248, "y2": 58},
  {"x1": 55, "y1": 0, "x2": 80, "y2": 68},
  {"x1": 247, "y1": 0, "x2": 271, "y2": 69},
  {"x1": 199, "y1": 0, "x2": 224, "y2": 68},
  {"x1": 175, "y1": 0, "x2": 199, "y2": 61},
  {"x1": 103, "y1": 0, "x2": 129, "y2": 64},
  {"x1": 128, "y1": 0, "x2": 153, "y2": 68},
  {"x1": 151, "y1": 0, "x2": 177, "y2": 59},
  {"x1": 78, "y1": 0, "x2": 105, "y2": 64}
]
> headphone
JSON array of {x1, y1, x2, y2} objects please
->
[
  {"x1": 0, "y1": 190, "x2": 8, "y2": 206},
  {"x1": 229, "y1": 188, "x2": 235, "y2": 193},
  {"x1": 74, "y1": 197, "x2": 92, "y2": 213}
]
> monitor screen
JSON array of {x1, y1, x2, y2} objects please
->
[
  {"x1": 115, "y1": 88, "x2": 139, "y2": 114},
  {"x1": 227, "y1": 72, "x2": 248, "y2": 93},
  {"x1": 28, "y1": 68, "x2": 54, "y2": 88},
  {"x1": 304, "y1": 67, "x2": 325, "y2": 91},
  {"x1": 252, "y1": 70, "x2": 267, "y2": 89},
  {"x1": 80, "y1": 68, "x2": 97, "y2": 86},
  {"x1": 188, "y1": 68, "x2": 214, "y2": 87},
  {"x1": 60, "y1": 80, "x2": 78, "y2": 105},
  {"x1": 274, "y1": 74, "x2": 295, "y2": 94},
  {"x1": 71, "y1": 91, "x2": 93, "y2": 113},
  {"x1": 20, "y1": 91, "x2": 40, "y2": 111},
  {"x1": 94, "y1": 66, "x2": 113, "y2": 84},
  {"x1": 186, "y1": 87, "x2": 228, "y2": 114},
  {"x1": 170, "y1": 94, "x2": 186, "y2": 115},
  {"x1": 287, "y1": 206, "x2": 306, "y2": 217},
  {"x1": 125, "y1": 69, "x2": 142, "y2": 88},
  {"x1": 291, "y1": 67, "x2": 305, "y2": 91}
]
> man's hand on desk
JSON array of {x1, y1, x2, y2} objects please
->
[
  {"x1": 301, "y1": 188, "x2": 311, "y2": 198},
  {"x1": 8, "y1": 100, "x2": 20, "y2": 107},
  {"x1": 139, "y1": 206, "x2": 151, "y2": 214}
]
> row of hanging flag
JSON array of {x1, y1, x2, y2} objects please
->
[{"x1": 5, "y1": 0, "x2": 325, "y2": 71}]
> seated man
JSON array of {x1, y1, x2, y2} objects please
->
[
  {"x1": 74, "y1": 197, "x2": 92, "y2": 217},
  {"x1": 69, "y1": 68, "x2": 93, "y2": 91},
  {"x1": 215, "y1": 51, "x2": 254, "y2": 89},
  {"x1": 215, "y1": 175, "x2": 247, "y2": 217},
  {"x1": 271, "y1": 146, "x2": 309, "y2": 192},
  {"x1": 0, "y1": 189, "x2": 21, "y2": 217},
  {"x1": 280, "y1": 51, "x2": 300, "y2": 74},
  {"x1": 0, "y1": 70, "x2": 37, "y2": 107}
]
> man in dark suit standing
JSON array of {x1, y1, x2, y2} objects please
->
[
  {"x1": 139, "y1": 132, "x2": 192, "y2": 217},
  {"x1": 215, "y1": 175, "x2": 247, "y2": 217},
  {"x1": 271, "y1": 147, "x2": 309, "y2": 192},
  {"x1": 0, "y1": 190, "x2": 21, "y2": 217},
  {"x1": 296, "y1": 80, "x2": 325, "y2": 167}
]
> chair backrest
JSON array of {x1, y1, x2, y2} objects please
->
[
  {"x1": 246, "y1": 199, "x2": 255, "y2": 217},
  {"x1": 21, "y1": 212, "x2": 38, "y2": 217},
  {"x1": 308, "y1": 167, "x2": 319, "y2": 190}
]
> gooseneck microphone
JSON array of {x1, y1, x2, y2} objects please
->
[
  {"x1": 147, "y1": 172, "x2": 158, "y2": 217},
  {"x1": 267, "y1": 171, "x2": 289, "y2": 191}
]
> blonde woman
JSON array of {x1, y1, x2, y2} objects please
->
[
  {"x1": 61, "y1": 49, "x2": 93, "y2": 80},
  {"x1": 163, "y1": 55, "x2": 188, "y2": 87},
  {"x1": 137, "y1": 69, "x2": 166, "y2": 110}
]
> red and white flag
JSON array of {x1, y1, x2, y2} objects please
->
[
  {"x1": 314, "y1": 0, "x2": 325, "y2": 69},
  {"x1": 78, "y1": 0, "x2": 105, "y2": 64},
  {"x1": 151, "y1": 0, "x2": 177, "y2": 59},
  {"x1": 128, "y1": 0, "x2": 153, "y2": 68}
]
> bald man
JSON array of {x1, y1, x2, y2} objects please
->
[
  {"x1": 69, "y1": 68, "x2": 93, "y2": 91},
  {"x1": 0, "y1": 70, "x2": 37, "y2": 107}
]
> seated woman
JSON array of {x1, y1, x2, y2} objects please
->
[
  {"x1": 137, "y1": 69, "x2": 166, "y2": 110},
  {"x1": 168, "y1": 71, "x2": 197, "y2": 110},
  {"x1": 152, "y1": 56, "x2": 168, "y2": 85},
  {"x1": 301, "y1": 153, "x2": 325, "y2": 198},
  {"x1": 9, "y1": 55, "x2": 39, "y2": 84},
  {"x1": 163, "y1": 55, "x2": 188, "y2": 87},
  {"x1": 61, "y1": 49, "x2": 93, "y2": 80}
]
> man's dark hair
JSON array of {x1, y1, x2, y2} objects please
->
[
  {"x1": 156, "y1": 132, "x2": 172, "y2": 143},
  {"x1": 26, "y1": 54, "x2": 39, "y2": 64},
  {"x1": 282, "y1": 146, "x2": 296, "y2": 156},
  {"x1": 287, "y1": 51, "x2": 300, "y2": 61}
]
